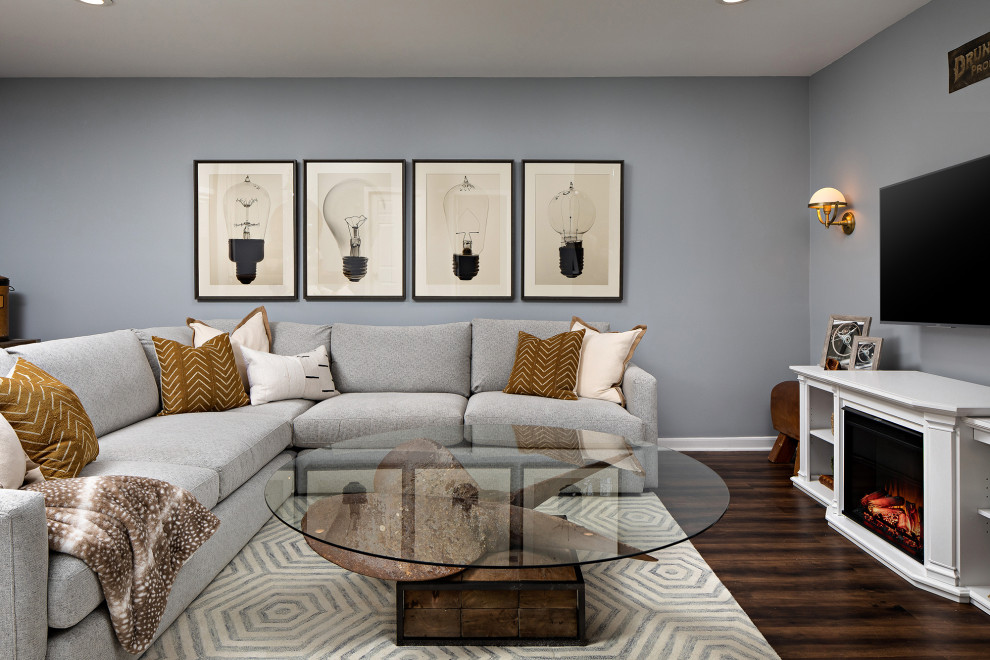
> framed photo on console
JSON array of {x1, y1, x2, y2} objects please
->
[
  {"x1": 819, "y1": 314, "x2": 872, "y2": 369},
  {"x1": 522, "y1": 160, "x2": 623, "y2": 301},
  {"x1": 304, "y1": 161, "x2": 405, "y2": 300},
  {"x1": 413, "y1": 160, "x2": 514, "y2": 301},
  {"x1": 850, "y1": 336, "x2": 883, "y2": 370},
  {"x1": 194, "y1": 161, "x2": 297, "y2": 301}
]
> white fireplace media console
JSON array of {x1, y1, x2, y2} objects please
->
[{"x1": 790, "y1": 366, "x2": 990, "y2": 614}]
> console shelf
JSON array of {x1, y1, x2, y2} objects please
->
[
  {"x1": 810, "y1": 428, "x2": 834, "y2": 444},
  {"x1": 790, "y1": 366, "x2": 990, "y2": 612}
]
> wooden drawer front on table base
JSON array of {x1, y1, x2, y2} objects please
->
[{"x1": 396, "y1": 564, "x2": 586, "y2": 646}]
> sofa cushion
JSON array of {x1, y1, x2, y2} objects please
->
[
  {"x1": 330, "y1": 322, "x2": 471, "y2": 396},
  {"x1": 464, "y1": 391, "x2": 646, "y2": 445},
  {"x1": 471, "y1": 319, "x2": 609, "y2": 393},
  {"x1": 267, "y1": 321, "x2": 332, "y2": 357},
  {"x1": 46, "y1": 460, "x2": 221, "y2": 630},
  {"x1": 94, "y1": 411, "x2": 291, "y2": 500},
  {"x1": 132, "y1": 325, "x2": 193, "y2": 389},
  {"x1": 79, "y1": 461, "x2": 219, "y2": 509},
  {"x1": 292, "y1": 392, "x2": 468, "y2": 448},
  {"x1": 3, "y1": 330, "x2": 160, "y2": 437},
  {"x1": 231, "y1": 398, "x2": 315, "y2": 422}
]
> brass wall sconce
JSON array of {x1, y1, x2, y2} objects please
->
[{"x1": 808, "y1": 187, "x2": 855, "y2": 235}]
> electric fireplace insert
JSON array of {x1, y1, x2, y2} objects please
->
[{"x1": 843, "y1": 409, "x2": 924, "y2": 563}]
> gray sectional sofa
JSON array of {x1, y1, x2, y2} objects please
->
[{"x1": 0, "y1": 318, "x2": 657, "y2": 659}]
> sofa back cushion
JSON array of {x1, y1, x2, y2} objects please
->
[
  {"x1": 132, "y1": 325, "x2": 193, "y2": 388},
  {"x1": 331, "y1": 322, "x2": 471, "y2": 396},
  {"x1": 471, "y1": 319, "x2": 609, "y2": 393},
  {"x1": 2, "y1": 330, "x2": 160, "y2": 437},
  {"x1": 197, "y1": 318, "x2": 330, "y2": 357}
]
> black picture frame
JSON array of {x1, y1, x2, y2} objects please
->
[
  {"x1": 412, "y1": 160, "x2": 515, "y2": 301},
  {"x1": 303, "y1": 160, "x2": 406, "y2": 301},
  {"x1": 521, "y1": 160, "x2": 623, "y2": 302},
  {"x1": 194, "y1": 160, "x2": 298, "y2": 301}
]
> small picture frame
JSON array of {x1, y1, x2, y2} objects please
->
[
  {"x1": 522, "y1": 160, "x2": 623, "y2": 301},
  {"x1": 820, "y1": 314, "x2": 872, "y2": 369},
  {"x1": 413, "y1": 160, "x2": 514, "y2": 301},
  {"x1": 304, "y1": 160, "x2": 405, "y2": 300},
  {"x1": 194, "y1": 161, "x2": 297, "y2": 301},
  {"x1": 850, "y1": 336, "x2": 884, "y2": 370}
]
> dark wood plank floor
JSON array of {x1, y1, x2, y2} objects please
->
[{"x1": 684, "y1": 451, "x2": 990, "y2": 659}]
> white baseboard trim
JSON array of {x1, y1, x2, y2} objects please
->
[{"x1": 658, "y1": 436, "x2": 776, "y2": 452}]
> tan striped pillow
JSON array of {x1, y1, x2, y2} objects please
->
[
  {"x1": 0, "y1": 358, "x2": 99, "y2": 480},
  {"x1": 503, "y1": 329, "x2": 586, "y2": 400},
  {"x1": 154, "y1": 333, "x2": 250, "y2": 416}
]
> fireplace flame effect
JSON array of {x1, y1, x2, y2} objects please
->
[{"x1": 855, "y1": 484, "x2": 923, "y2": 559}]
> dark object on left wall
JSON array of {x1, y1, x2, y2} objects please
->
[{"x1": 0, "y1": 276, "x2": 11, "y2": 341}]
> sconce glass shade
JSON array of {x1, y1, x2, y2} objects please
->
[
  {"x1": 223, "y1": 176, "x2": 271, "y2": 284},
  {"x1": 548, "y1": 181, "x2": 596, "y2": 278},
  {"x1": 443, "y1": 176, "x2": 489, "y2": 280},
  {"x1": 324, "y1": 178, "x2": 374, "y2": 282},
  {"x1": 808, "y1": 187, "x2": 847, "y2": 210},
  {"x1": 808, "y1": 187, "x2": 855, "y2": 235}
]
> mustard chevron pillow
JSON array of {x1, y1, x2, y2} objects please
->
[
  {"x1": 0, "y1": 359, "x2": 99, "y2": 480},
  {"x1": 153, "y1": 334, "x2": 250, "y2": 415},
  {"x1": 503, "y1": 329, "x2": 585, "y2": 401}
]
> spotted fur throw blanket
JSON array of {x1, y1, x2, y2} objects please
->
[{"x1": 22, "y1": 476, "x2": 220, "y2": 654}]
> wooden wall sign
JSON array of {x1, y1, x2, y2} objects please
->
[{"x1": 949, "y1": 30, "x2": 990, "y2": 93}]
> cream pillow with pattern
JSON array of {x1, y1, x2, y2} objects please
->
[{"x1": 241, "y1": 345, "x2": 338, "y2": 405}]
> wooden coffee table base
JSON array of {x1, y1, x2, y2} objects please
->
[{"x1": 396, "y1": 560, "x2": 587, "y2": 646}]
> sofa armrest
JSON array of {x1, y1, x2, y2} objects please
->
[
  {"x1": 623, "y1": 363, "x2": 658, "y2": 445},
  {"x1": 0, "y1": 490, "x2": 48, "y2": 660}
]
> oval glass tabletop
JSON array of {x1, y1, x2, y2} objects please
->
[{"x1": 265, "y1": 424, "x2": 728, "y2": 578}]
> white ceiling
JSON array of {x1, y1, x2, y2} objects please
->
[{"x1": 0, "y1": 0, "x2": 931, "y2": 78}]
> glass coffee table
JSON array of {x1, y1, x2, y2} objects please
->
[{"x1": 265, "y1": 424, "x2": 728, "y2": 646}]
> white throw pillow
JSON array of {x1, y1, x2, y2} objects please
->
[
  {"x1": 570, "y1": 316, "x2": 646, "y2": 406},
  {"x1": 188, "y1": 306, "x2": 271, "y2": 392},
  {"x1": 0, "y1": 414, "x2": 27, "y2": 489},
  {"x1": 241, "y1": 345, "x2": 338, "y2": 405}
]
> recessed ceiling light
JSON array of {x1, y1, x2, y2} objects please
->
[
  {"x1": 76, "y1": 0, "x2": 113, "y2": 5},
  {"x1": 719, "y1": 0, "x2": 749, "y2": 4}
]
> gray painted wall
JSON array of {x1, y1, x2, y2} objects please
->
[
  {"x1": 0, "y1": 77, "x2": 810, "y2": 438},
  {"x1": 809, "y1": 0, "x2": 990, "y2": 379}
]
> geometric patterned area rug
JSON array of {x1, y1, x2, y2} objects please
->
[{"x1": 146, "y1": 498, "x2": 779, "y2": 660}]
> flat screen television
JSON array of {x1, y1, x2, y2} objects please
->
[{"x1": 880, "y1": 153, "x2": 990, "y2": 326}]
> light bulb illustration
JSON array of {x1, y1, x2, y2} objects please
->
[
  {"x1": 323, "y1": 178, "x2": 375, "y2": 283},
  {"x1": 443, "y1": 176, "x2": 489, "y2": 280},
  {"x1": 547, "y1": 181, "x2": 596, "y2": 278},
  {"x1": 224, "y1": 175, "x2": 270, "y2": 284}
]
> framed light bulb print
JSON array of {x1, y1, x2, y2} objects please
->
[
  {"x1": 413, "y1": 160, "x2": 514, "y2": 301},
  {"x1": 304, "y1": 161, "x2": 405, "y2": 301},
  {"x1": 195, "y1": 161, "x2": 297, "y2": 301},
  {"x1": 522, "y1": 161, "x2": 623, "y2": 301}
]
